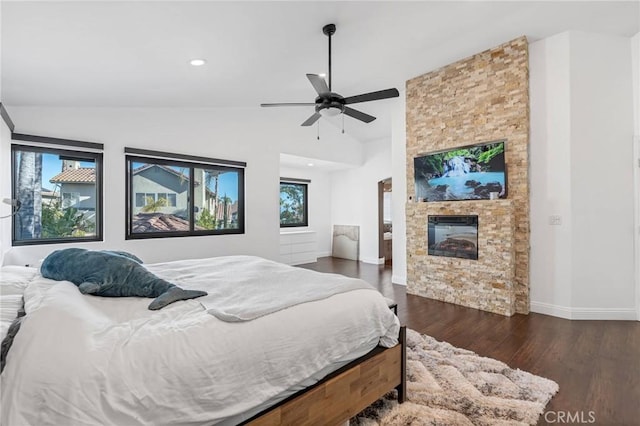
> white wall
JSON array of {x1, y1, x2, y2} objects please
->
[
  {"x1": 279, "y1": 165, "x2": 332, "y2": 257},
  {"x1": 391, "y1": 89, "x2": 407, "y2": 285},
  {"x1": 530, "y1": 31, "x2": 636, "y2": 320},
  {"x1": 529, "y1": 33, "x2": 574, "y2": 315},
  {"x1": 569, "y1": 32, "x2": 635, "y2": 313},
  {"x1": 632, "y1": 32, "x2": 640, "y2": 320},
  {"x1": 330, "y1": 137, "x2": 392, "y2": 265},
  {"x1": 0, "y1": 1, "x2": 6, "y2": 266},
  {"x1": 1, "y1": 106, "x2": 364, "y2": 266},
  {"x1": 633, "y1": 33, "x2": 640, "y2": 139},
  {"x1": 0, "y1": 117, "x2": 10, "y2": 266}
]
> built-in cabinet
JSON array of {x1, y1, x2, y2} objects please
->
[{"x1": 280, "y1": 231, "x2": 317, "y2": 265}]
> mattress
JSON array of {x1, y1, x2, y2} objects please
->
[{"x1": 0, "y1": 256, "x2": 400, "y2": 425}]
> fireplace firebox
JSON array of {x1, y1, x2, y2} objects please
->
[{"x1": 428, "y1": 215, "x2": 478, "y2": 260}]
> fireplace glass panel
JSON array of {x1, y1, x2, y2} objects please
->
[{"x1": 428, "y1": 215, "x2": 478, "y2": 260}]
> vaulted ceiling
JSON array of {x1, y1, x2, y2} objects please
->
[{"x1": 2, "y1": 1, "x2": 638, "y2": 142}]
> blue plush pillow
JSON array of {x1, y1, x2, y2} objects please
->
[
  {"x1": 40, "y1": 248, "x2": 207, "y2": 310},
  {"x1": 100, "y1": 250, "x2": 144, "y2": 264}
]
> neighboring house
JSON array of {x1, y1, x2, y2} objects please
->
[
  {"x1": 40, "y1": 187, "x2": 56, "y2": 206},
  {"x1": 131, "y1": 164, "x2": 190, "y2": 217},
  {"x1": 49, "y1": 165, "x2": 96, "y2": 211},
  {"x1": 52, "y1": 162, "x2": 228, "y2": 230},
  {"x1": 49, "y1": 163, "x2": 226, "y2": 232},
  {"x1": 131, "y1": 164, "x2": 222, "y2": 222},
  {"x1": 214, "y1": 199, "x2": 238, "y2": 227}
]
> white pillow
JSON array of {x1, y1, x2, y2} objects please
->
[{"x1": 0, "y1": 266, "x2": 38, "y2": 340}]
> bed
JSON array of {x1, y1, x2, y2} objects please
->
[{"x1": 0, "y1": 255, "x2": 404, "y2": 425}]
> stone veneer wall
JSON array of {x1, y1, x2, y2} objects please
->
[
  {"x1": 406, "y1": 37, "x2": 530, "y2": 315},
  {"x1": 407, "y1": 201, "x2": 516, "y2": 315}
]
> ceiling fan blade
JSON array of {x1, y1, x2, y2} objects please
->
[
  {"x1": 343, "y1": 88, "x2": 400, "y2": 105},
  {"x1": 260, "y1": 102, "x2": 316, "y2": 107},
  {"x1": 306, "y1": 74, "x2": 330, "y2": 95},
  {"x1": 301, "y1": 112, "x2": 322, "y2": 126},
  {"x1": 343, "y1": 107, "x2": 376, "y2": 123}
]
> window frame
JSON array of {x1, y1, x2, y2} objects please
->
[
  {"x1": 279, "y1": 180, "x2": 309, "y2": 228},
  {"x1": 11, "y1": 143, "x2": 104, "y2": 246},
  {"x1": 125, "y1": 154, "x2": 245, "y2": 239}
]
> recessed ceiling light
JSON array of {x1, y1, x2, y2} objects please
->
[
  {"x1": 189, "y1": 59, "x2": 207, "y2": 67},
  {"x1": 307, "y1": 163, "x2": 314, "y2": 167},
  {"x1": 319, "y1": 73, "x2": 327, "y2": 78}
]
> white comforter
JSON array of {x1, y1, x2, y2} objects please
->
[
  {"x1": 0, "y1": 256, "x2": 399, "y2": 426},
  {"x1": 147, "y1": 255, "x2": 374, "y2": 322}
]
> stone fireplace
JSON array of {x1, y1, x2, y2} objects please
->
[
  {"x1": 405, "y1": 37, "x2": 530, "y2": 316},
  {"x1": 408, "y1": 200, "x2": 516, "y2": 316},
  {"x1": 428, "y1": 215, "x2": 478, "y2": 260}
]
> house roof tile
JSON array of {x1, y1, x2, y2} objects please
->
[
  {"x1": 132, "y1": 213, "x2": 205, "y2": 233},
  {"x1": 50, "y1": 168, "x2": 95, "y2": 184}
]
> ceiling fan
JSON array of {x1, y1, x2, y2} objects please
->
[{"x1": 260, "y1": 23, "x2": 399, "y2": 127}]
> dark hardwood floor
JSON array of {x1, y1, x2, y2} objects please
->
[{"x1": 301, "y1": 257, "x2": 640, "y2": 426}]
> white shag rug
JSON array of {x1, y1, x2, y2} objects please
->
[{"x1": 351, "y1": 329, "x2": 559, "y2": 426}]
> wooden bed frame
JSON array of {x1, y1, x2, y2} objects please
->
[{"x1": 242, "y1": 326, "x2": 407, "y2": 425}]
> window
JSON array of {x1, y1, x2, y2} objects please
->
[
  {"x1": 125, "y1": 149, "x2": 245, "y2": 239},
  {"x1": 156, "y1": 192, "x2": 177, "y2": 207},
  {"x1": 135, "y1": 193, "x2": 146, "y2": 207},
  {"x1": 62, "y1": 192, "x2": 81, "y2": 209},
  {"x1": 280, "y1": 180, "x2": 308, "y2": 227},
  {"x1": 11, "y1": 144, "x2": 103, "y2": 245}
]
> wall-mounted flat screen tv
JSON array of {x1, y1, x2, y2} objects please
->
[{"x1": 414, "y1": 140, "x2": 506, "y2": 202}]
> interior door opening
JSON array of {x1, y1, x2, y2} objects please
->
[{"x1": 378, "y1": 178, "x2": 392, "y2": 266}]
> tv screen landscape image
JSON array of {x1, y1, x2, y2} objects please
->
[{"x1": 414, "y1": 140, "x2": 507, "y2": 202}]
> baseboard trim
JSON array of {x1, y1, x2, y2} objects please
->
[
  {"x1": 530, "y1": 301, "x2": 637, "y2": 320},
  {"x1": 360, "y1": 257, "x2": 383, "y2": 265},
  {"x1": 529, "y1": 302, "x2": 573, "y2": 319},
  {"x1": 317, "y1": 251, "x2": 332, "y2": 258},
  {"x1": 392, "y1": 274, "x2": 406, "y2": 286}
]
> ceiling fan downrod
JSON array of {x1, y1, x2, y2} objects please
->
[{"x1": 323, "y1": 24, "x2": 336, "y2": 91}]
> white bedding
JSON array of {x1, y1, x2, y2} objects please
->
[
  {"x1": 0, "y1": 266, "x2": 37, "y2": 341},
  {"x1": 0, "y1": 256, "x2": 399, "y2": 425},
  {"x1": 146, "y1": 255, "x2": 375, "y2": 322}
]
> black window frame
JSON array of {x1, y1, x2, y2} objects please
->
[
  {"x1": 125, "y1": 153, "x2": 245, "y2": 239},
  {"x1": 11, "y1": 143, "x2": 104, "y2": 246},
  {"x1": 280, "y1": 180, "x2": 309, "y2": 228}
]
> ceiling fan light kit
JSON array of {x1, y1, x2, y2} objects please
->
[{"x1": 261, "y1": 23, "x2": 399, "y2": 128}]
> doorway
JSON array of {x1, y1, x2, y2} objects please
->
[{"x1": 378, "y1": 178, "x2": 392, "y2": 265}]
